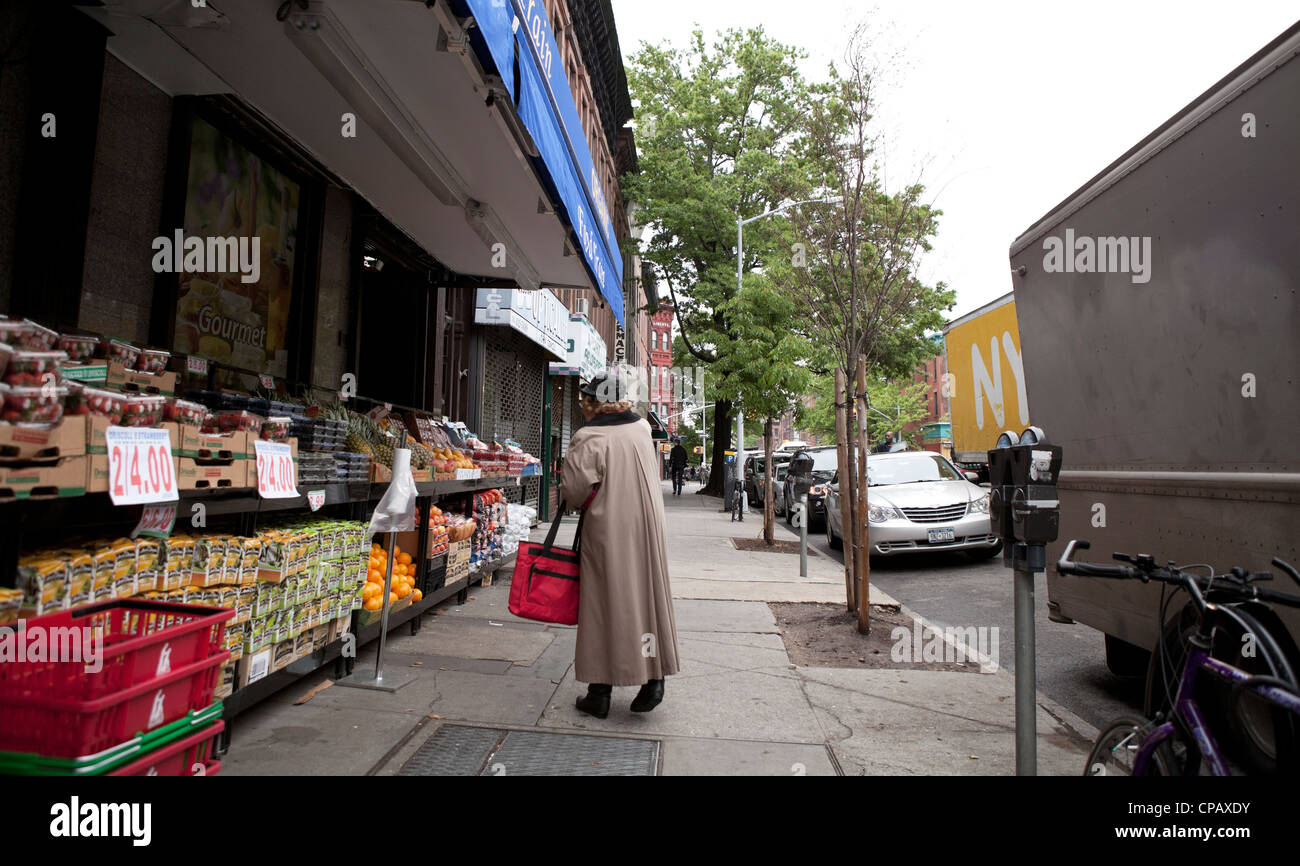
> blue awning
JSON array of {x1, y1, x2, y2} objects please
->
[{"x1": 463, "y1": 0, "x2": 625, "y2": 327}]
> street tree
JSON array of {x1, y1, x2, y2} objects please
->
[
  {"x1": 767, "y1": 24, "x2": 956, "y2": 629},
  {"x1": 624, "y1": 27, "x2": 831, "y2": 497},
  {"x1": 713, "y1": 279, "x2": 812, "y2": 542}
]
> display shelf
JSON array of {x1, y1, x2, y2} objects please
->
[{"x1": 219, "y1": 551, "x2": 517, "y2": 723}]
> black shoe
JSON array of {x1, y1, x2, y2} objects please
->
[
  {"x1": 630, "y1": 679, "x2": 664, "y2": 713},
  {"x1": 576, "y1": 684, "x2": 611, "y2": 719}
]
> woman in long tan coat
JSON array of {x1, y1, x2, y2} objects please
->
[{"x1": 560, "y1": 374, "x2": 680, "y2": 718}]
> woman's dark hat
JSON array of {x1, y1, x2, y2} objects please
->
[{"x1": 579, "y1": 371, "x2": 626, "y2": 403}]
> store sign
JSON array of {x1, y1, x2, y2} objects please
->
[
  {"x1": 254, "y1": 440, "x2": 299, "y2": 499},
  {"x1": 474, "y1": 288, "x2": 568, "y2": 359},
  {"x1": 614, "y1": 323, "x2": 626, "y2": 364},
  {"x1": 105, "y1": 427, "x2": 179, "y2": 506},
  {"x1": 462, "y1": 0, "x2": 625, "y2": 326},
  {"x1": 548, "y1": 314, "x2": 607, "y2": 379}
]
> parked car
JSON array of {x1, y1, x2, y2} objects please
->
[
  {"x1": 759, "y1": 461, "x2": 791, "y2": 513},
  {"x1": 825, "y1": 451, "x2": 1001, "y2": 559},
  {"x1": 780, "y1": 446, "x2": 840, "y2": 530},
  {"x1": 744, "y1": 454, "x2": 791, "y2": 506}
]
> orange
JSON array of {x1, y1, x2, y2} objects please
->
[
  {"x1": 396, "y1": 584, "x2": 411, "y2": 599},
  {"x1": 397, "y1": 553, "x2": 412, "y2": 566},
  {"x1": 389, "y1": 592, "x2": 399, "y2": 604},
  {"x1": 363, "y1": 598, "x2": 382, "y2": 611},
  {"x1": 368, "y1": 569, "x2": 381, "y2": 582},
  {"x1": 412, "y1": 589, "x2": 422, "y2": 603}
]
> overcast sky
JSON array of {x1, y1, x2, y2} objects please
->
[{"x1": 609, "y1": 0, "x2": 1297, "y2": 318}]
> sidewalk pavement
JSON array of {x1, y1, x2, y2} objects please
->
[{"x1": 221, "y1": 480, "x2": 1097, "y2": 776}]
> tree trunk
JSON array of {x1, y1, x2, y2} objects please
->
[
  {"x1": 700, "y1": 398, "x2": 732, "y2": 497},
  {"x1": 855, "y1": 357, "x2": 871, "y2": 635},
  {"x1": 834, "y1": 369, "x2": 855, "y2": 612},
  {"x1": 763, "y1": 418, "x2": 774, "y2": 544}
]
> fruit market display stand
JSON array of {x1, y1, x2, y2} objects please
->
[{"x1": 0, "y1": 470, "x2": 523, "y2": 754}]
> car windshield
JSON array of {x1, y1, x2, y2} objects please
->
[
  {"x1": 806, "y1": 450, "x2": 839, "y2": 472},
  {"x1": 867, "y1": 453, "x2": 962, "y2": 486}
]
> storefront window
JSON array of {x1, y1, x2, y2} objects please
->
[{"x1": 172, "y1": 115, "x2": 300, "y2": 377}]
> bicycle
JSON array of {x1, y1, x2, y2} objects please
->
[{"x1": 1057, "y1": 539, "x2": 1300, "y2": 776}]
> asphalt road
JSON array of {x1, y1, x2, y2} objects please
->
[{"x1": 772, "y1": 511, "x2": 1146, "y2": 732}]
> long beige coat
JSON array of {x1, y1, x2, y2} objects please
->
[{"x1": 560, "y1": 413, "x2": 680, "y2": 686}]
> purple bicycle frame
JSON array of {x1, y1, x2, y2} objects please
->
[{"x1": 1133, "y1": 644, "x2": 1300, "y2": 775}]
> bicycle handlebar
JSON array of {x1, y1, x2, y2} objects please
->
[{"x1": 1057, "y1": 539, "x2": 1300, "y2": 610}]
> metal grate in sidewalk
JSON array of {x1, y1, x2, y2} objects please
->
[{"x1": 397, "y1": 725, "x2": 660, "y2": 776}]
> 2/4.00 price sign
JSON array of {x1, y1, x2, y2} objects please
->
[
  {"x1": 254, "y1": 440, "x2": 299, "y2": 499},
  {"x1": 104, "y1": 426, "x2": 178, "y2": 506}
]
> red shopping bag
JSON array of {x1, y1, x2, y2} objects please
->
[{"x1": 508, "y1": 489, "x2": 595, "y2": 625}]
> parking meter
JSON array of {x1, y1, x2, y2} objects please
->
[
  {"x1": 986, "y1": 426, "x2": 1063, "y2": 777},
  {"x1": 1009, "y1": 433, "x2": 1062, "y2": 546}
]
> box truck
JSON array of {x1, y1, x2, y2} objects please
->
[
  {"x1": 942, "y1": 293, "x2": 1030, "y2": 481},
  {"x1": 1008, "y1": 22, "x2": 1300, "y2": 680}
]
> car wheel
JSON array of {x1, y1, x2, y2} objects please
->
[{"x1": 826, "y1": 515, "x2": 842, "y2": 550}]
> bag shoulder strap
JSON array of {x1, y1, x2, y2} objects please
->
[{"x1": 544, "y1": 484, "x2": 599, "y2": 556}]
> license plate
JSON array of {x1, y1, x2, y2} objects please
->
[{"x1": 927, "y1": 528, "x2": 956, "y2": 544}]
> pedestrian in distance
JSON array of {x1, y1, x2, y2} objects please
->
[
  {"x1": 669, "y1": 437, "x2": 688, "y2": 495},
  {"x1": 874, "y1": 431, "x2": 896, "y2": 453},
  {"x1": 561, "y1": 372, "x2": 681, "y2": 719}
]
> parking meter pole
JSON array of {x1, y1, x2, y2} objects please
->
[
  {"x1": 799, "y1": 494, "x2": 808, "y2": 578},
  {"x1": 736, "y1": 410, "x2": 745, "y2": 515},
  {"x1": 1013, "y1": 550, "x2": 1037, "y2": 776}
]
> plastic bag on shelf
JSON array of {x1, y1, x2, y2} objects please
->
[{"x1": 368, "y1": 448, "x2": 417, "y2": 534}]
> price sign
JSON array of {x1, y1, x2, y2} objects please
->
[
  {"x1": 307, "y1": 489, "x2": 326, "y2": 511},
  {"x1": 258, "y1": 374, "x2": 274, "y2": 390},
  {"x1": 254, "y1": 440, "x2": 299, "y2": 499},
  {"x1": 104, "y1": 427, "x2": 178, "y2": 506},
  {"x1": 186, "y1": 356, "x2": 208, "y2": 375},
  {"x1": 132, "y1": 504, "x2": 177, "y2": 539}
]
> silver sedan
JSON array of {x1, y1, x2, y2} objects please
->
[{"x1": 825, "y1": 451, "x2": 1001, "y2": 559}]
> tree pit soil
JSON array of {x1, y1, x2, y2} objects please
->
[
  {"x1": 769, "y1": 602, "x2": 984, "y2": 672},
  {"x1": 731, "y1": 537, "x2": 817, "y2": 556}
]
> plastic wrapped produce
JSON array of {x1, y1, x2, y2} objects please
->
[
  {"x1": 80, "y1": 387, "x2": 127, "y2": 423},
  {"x1": 214, "y1": 410, "x2": 264, "y2": 432},
  {"x1": 4, "y1": 350, "x2": 69, "y2": 387},
  {"x1": 163, "y1": 398, "x2": 208, "y2": 426},
  {"x1": 0, "y1": 384, "x2": 67, "y2": 424},
  {"x1": 121, "y1": 395, "x2": 165, "y2": 428},
  {"x1": 101, "y1": 338, "x2": 140, "y2": 369},
  {"x1": 56, "y1": 334, "x2": 98, "y2": 363},
  {"x1": 135, "y1": 348, "x2": 170, "y2": 375},
  {"x1": 260, "y1": 416, "x2": 292, "y2": 441}
]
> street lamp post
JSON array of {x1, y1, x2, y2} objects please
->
[{"x1": 735, "y1": 195, "x2": 843, "y2": 512}]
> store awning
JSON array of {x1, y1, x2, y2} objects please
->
[
  {"x1": 82, "y1": 1, "x2": 611, "y2": 299},
  {"x1": 648, "y1": 411, "x2": 668, "y2": 440},
  {"x1": 461, "y1": 0, "x2": 625, "y2": 326}
]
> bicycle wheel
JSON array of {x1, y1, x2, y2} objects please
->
[{"x1": 1085, "y1": 716, "x2": 1179, "y2": 776}]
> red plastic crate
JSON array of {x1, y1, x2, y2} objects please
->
[
  {"x1": 0, "y1": 599, "x2": 232, "y2": 702},
  {"x1": 0, "y1": 652, "x2": 230, "y2": 758},
  {"x1": 108, "y1": 722, "x2": 224, "y2": 776}
]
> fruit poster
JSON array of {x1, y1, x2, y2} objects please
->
[{"x1": 172, "y1": 115, "x2": 299, "y2": 377}]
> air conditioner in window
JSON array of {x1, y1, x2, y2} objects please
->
[{"x1": 575, "y1": 297, "x2": 590, "y2": 318}]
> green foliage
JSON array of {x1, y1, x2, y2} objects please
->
[
  {"x1": 799, "y1": 371, "x2": 934, "y2": 446},
  {"x1": 624, "y1": 27, "x2": 830, "y2": 377}
]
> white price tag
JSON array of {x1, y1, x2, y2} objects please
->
[
  {"x1": 104, "y1": 427, "x2": 178, "y2": 506},
  {"x1": 254, "y1": 439, "x2": 299, "y2": 499},
  {"x1": 259, "y1": 374, "x2": 274, "y2": 389},
  {"x1": 132, "y1": 504, "x2": 177, "y2": 539},
  {"x1": 186, "y1": 356, "x2": 208, "y2": 375},
  {"x1": 307, "y1": 489, "x2": 326, "y2": 511}
]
